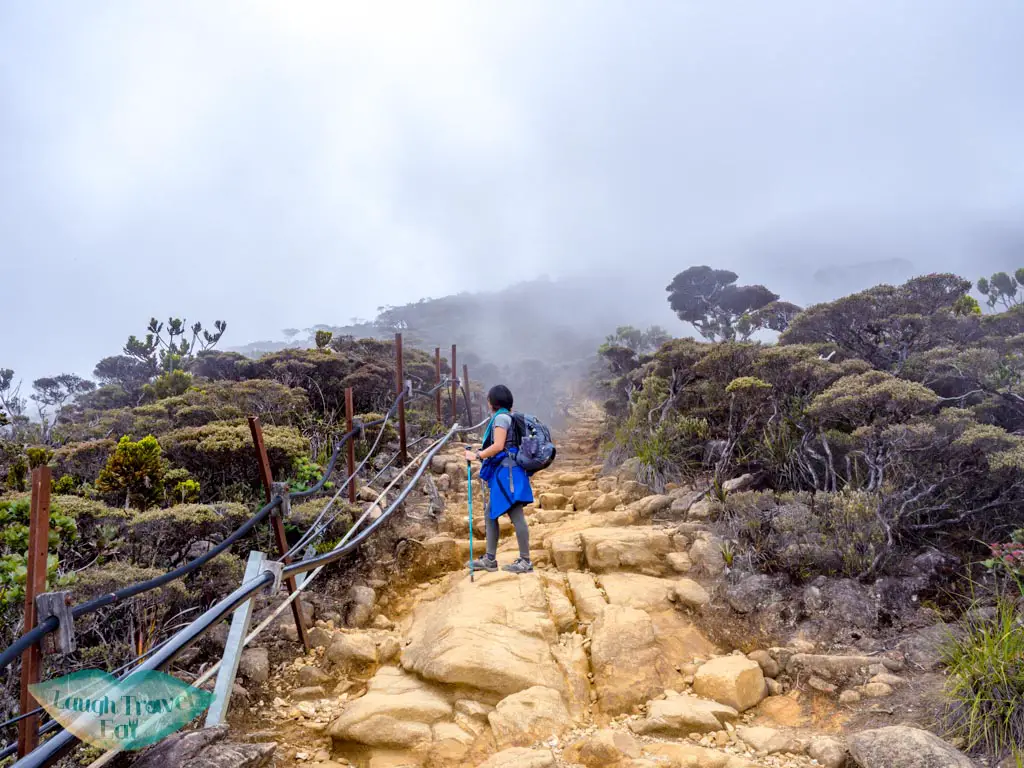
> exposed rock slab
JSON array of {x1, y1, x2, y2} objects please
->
[
  {"x1": 579, "y1": 527, "x2": 673, "y2": 574},
  {"x1": 328, "y1": 667, "x2": 452, "y2": 748},
  {"x1": 848, "y1": 726, "x2": 977, "y2": 767},
  {"x1": 487, "y1": 686, "x2": 572, "y2": 749},
  {"x1": 630, "y1": 694, "x2": 738, "y2": 735},
  {"x1": 475, "y1": 748, "x2": 556, "y2": 768},
  {"x1": 401, "y1": 572, "x2": 566, "y2": 697}
]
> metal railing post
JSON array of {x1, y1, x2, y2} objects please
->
[
  {"x1": 396, "y1": 333, "x2": 407, "y2": 464},
  {"x1": 205, "y1": 550, "x2": 266, "y2": 727},
  {"x1": 463, "y1": 363, "x2": 474, "y2": 425},
  {"x1": 450, "y1": 344, "x2": 458, "y2": 427},
  {"x1": 345, "y1": 387, "x2": 356, "y2": 504},
  {"x1": 18, "y1": 466, "x2": 50, "y2": 757},
  {"x1": 434, "y1": 347, "x2": 442, "y2": 423},
  {"x1": 247, "y1": 417, "x2": 310, "y2": 651}
]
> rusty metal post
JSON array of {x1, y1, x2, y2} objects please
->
[
  {"x1": 462, "y1": 363, "x2": 474, "y2": 425},
  {"x1": 247, "y1": 417, "x2": 310, "y2": 651},
  {"x1": 345, "y1": 387, "x2": 356, "y2": 504},
  {"x1": 18, "y1": 466, "x2": 50, "y2": 757},
  {"x1": 434, "y1": 347, "x2": 442, "y2": 423},
  {"x1": 450, "y1": 344, "x2": 458, "y2": 427},
  {"x1": 395, "y1": 333, "x2": 407, "y2": 464}
]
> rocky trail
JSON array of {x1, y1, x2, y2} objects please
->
[{"x1": 194, "y1": 402, "x2": 979, "y2": 768}]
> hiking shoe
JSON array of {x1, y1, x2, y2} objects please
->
[
  {"x1": 502, "y1": 557, "x2": 534, "y2": 574},
  {"x1": 468, "y1": 555, "x2": 498, "y2": 572}
]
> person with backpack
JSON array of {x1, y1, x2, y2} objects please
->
[{"x1": 464, "y1": 384, "x2": 537, "y2": 574}]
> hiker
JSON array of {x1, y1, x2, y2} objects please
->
[{"x1": 465, "y1": 384, "x2": 535, "y2": 573}]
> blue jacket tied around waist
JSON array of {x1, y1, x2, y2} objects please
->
[{"x1": 478, "y1": 409, "x2": 534, "y2": 520}]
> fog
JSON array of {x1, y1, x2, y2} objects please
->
[{"x1": 2, "y1": 1, "x2": 1023, "y2": 390}]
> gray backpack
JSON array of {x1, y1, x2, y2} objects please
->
[{"x1": 509, "y1": 413, "x2": 556, "y2": 475}]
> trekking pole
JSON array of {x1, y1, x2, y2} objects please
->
[{"x1": 466, "y1": 457, "x2": 474, "y2": 583}]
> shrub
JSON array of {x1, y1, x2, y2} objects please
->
[
  {"x1": 0, "y1": 497, "x2": 77, "y2": 606},
  {"x1": 127, "y1": 503, "x2": 249, "y2": 568},
  {"x1": 96, "y1": 434, "x2": 166, "y2": 510},
  {"x1": 161, "y1": 422, "x2": 307, "y2": 500},
  {"x1": 720, "y1": 490, "x2": 886, "y2": 579}
]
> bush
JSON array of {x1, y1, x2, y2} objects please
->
[
  {"x1": 52, "y1": 438, "x2": 117, "y2": 486},
  {"x1": 0, "y1": 497, "x2": 77, "y2": 606},
  {"x1": 96, "y1": 434, "x2": 165, "y2": 510},
  {"x1": 720, "y1": 490, "x2": 886, "y2": 579},
  {"x1": 161, "y1": 422, "x2": 307, "y2": 500},
  {"x1": 127, "y1": 503, "x2": 249, "y2": 568}
]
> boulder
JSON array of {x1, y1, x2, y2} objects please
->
[
  {"x1": 326, "y1": 632, "x2": 378, "y2": 669},
  {"x1": 488, "y1": 686, "x2": 572, "y2": 749},
  {"x1": 746, "y1": 650, "x2": 780, "y2": 678},
  {"x1": 401, "y1": 572, "x2": 566, "y2": 696},
  {"x1": 736, "y1": 725, "x2": 804, "y2": 754},
  {"x1": 726, "y1": 574, "x2": 786, "y2": 614},
  {"x1": 630, "y1": 694, "x2": 738, "y2": 735},
  {"x1": 327, "y1": 667, "x2": 452, "y2": 748},
  {"x1": 291, "y1": 685, "x2": 326, "y2": 701},
  {"x1": 596, "y1": 476, "x2": 618, "y2": 493},
  {"x1": 308, "y1": 626, "x2": 335, "y2": 649},
  {"x1": 579, "y1": 527, "x2": 673, "y2": 574},
  {"x1": 590, "y1": 492, "x2": 623, "y2": 512},
  {"x1": 132, "y1": 726, "x2": 275, "y2": 768},
  {"x1": 567, "y1": 571, "x2": 607, "y2": 622},
  {"x1": 723, "y1": 474, "x2": 756, "y2": 493},
  {"x1": 297, "y1": 666, "x2": 332, "y2": 687},
  {"x1": 630, "y1": 494, "x2": 673, "y2": 517},
  {"x1": 808, "y1": 736, "x2": 848, "y2": 768},
  {"x1": 687, "y1": 499, "x2": 715, "y2": 520},
  {"x1": 571, "y1": 490, "x2": 602, "y2": 511},
  {"x1": 669, "y1": 491, "x2": 703, "y2": 517},
  {"x1": 238, "y1": 648, "x2": 269, "y2": 684},
  {"x1": 539, "y1": 493, "x2": 568, "y2": 510},
  {"x1": 590, "y1": 606, "x2": 678, "y2": 714},
  {"x1": 848, "y1": 726, "x2": 977, "y2": 768},
  {"x1": 693, "y1": 656, "x2": 766, "y2": 712},
  {"x1": 547, "y1": 533, "x2": 584, "y2": 572},
  {"x1": 568, "y1": 729, "x2": 641, "y2": 767},
  {"x1": 345, "y1": 585, "x2": 377, "y2": 628},
  {"x1": 671, "y1": 579, "x2": 710, "y2": 609},
  {"x1": 598, "y1": 573, "x2": 676, "y2": 612},
  {"x1": 618, "y1": 480, "x2": 650, "y2": 503},
  {"x1": 616, "y1": 457, "x2": 642, "y2": 484},
  {"x1": 645, "y1": 743, "x2": 756, "y2": 768},
  {"x1": 667, "y1": 552, "x2": 693, "y2": 573},
  {"x1": 428, "y1": 722, "x2": 475, "y2": 765},
  {"x1": 689, "y1": 534, "x2": 726, "y2": 576},
  {"x1": 898, "y1": 623, "x2": 956, "y2": 671},
  {"x1": 475, "y1": 748, "x2": 556, "y2": 768}
]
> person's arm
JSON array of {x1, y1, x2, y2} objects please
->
[{"x1": 465, "y1": 426, "x2": 508, "y2": 461}]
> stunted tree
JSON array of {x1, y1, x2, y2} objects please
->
[
  {"x1": 315, "y1": 330, "x2": 333, "y2": 350},
  {"x1": 124, "y1": 317, "x2": 227, "y2": 375},
  {"x1": 977, "y1": 268, "x2": 1024, "y2": 310},
  {"x1": 666, "y1": 266, "x2": 781, "y2": 341},
  {"x1": 93, "y1": 355, "x2": 157, "y2": 404},
  {"x1": 31, "y1": 374, "x2": 95, "y2": 442},
  {"x1": 736, "y1": 301, "x2": 803, "y2": 341},
  {"x1": 782, "y1": 274, "x2": 975, "y2": 371}
]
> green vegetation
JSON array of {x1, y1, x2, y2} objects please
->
[{"x1": 602, "y1": 270, "x2": 1024, "y2": 578}]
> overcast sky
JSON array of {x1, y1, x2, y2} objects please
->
[{"x1": 2, "y1": 1, "x2": 1024, "y2": 389}]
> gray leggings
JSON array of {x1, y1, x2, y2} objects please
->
[{"x1": 486, "y1": 502, "x2": 530, "y2": 560}]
